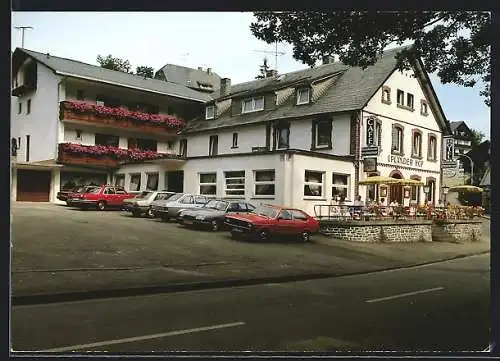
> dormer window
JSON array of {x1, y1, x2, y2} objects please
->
[
  {"x1": 205, "y1": 105, "x2": 215, "y2": 120},
  {"x1": 242, "y1": 96, "x2": 264, "y2": 113},
  {"x1": 297, "y1": 88, "x2": 310, "y2": 105}
]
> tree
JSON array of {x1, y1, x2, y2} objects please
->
[
  {"x1": 96, "y1": 54, "x2": 132, "y2": 73},
  {"x1": 136, "y1": 65, "x2": 155, "y2": 78},
  {"x1": 470, "y1": 129, "x2": 485, "y2": 148},
  {"x1": 250, "y1": 11, "x2": 491, "y2": 105},
  {"x1": 255, "y1": 57, "x2": 274, "y2": 79}
]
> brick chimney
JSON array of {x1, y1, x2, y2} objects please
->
[
  {"x1": 220, "y1": 78, "x2": 231, "y2": 97},
  {"x1": 207, "y1": 68, "x2": 212, "y2": 74}
]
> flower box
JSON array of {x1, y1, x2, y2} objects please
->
[{"x1": 60, "y1": 101, "x2": 184, "y2": 133}]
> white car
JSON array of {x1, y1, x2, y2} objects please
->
[
  {"x1": 122, "y1": 191, "x2": 176, "y2": 218},
  {"x1": 150, "y1": 193, "x2": 212, "y2": 222}
]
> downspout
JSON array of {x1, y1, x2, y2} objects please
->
[{"x1": 353, "y1": 110, "x2": 362, "y2": 197}]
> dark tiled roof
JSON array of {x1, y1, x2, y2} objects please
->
[
  {"x1": 183, "y1": 47, "x2": 407, "y2": 133},
  {"x1": 12, "y1": 48, "x2": 212, "y2": 102},
  {"x1": 450, "y1": 121, "x2": 467, "y2": 132},
  {"x1": 155, "y1": 64, "x2": 221, "y2": 93}
]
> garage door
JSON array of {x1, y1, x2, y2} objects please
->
[{"x1": 16, "y1": 170, "x2": 51, "y2": 202}]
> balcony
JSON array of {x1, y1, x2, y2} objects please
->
[
  {"x1": 58, "y1": 143, "x2": 185, "y2": 168},
  {"x1": 59, "y1": 101, "x2": 184, "y2": 135}
]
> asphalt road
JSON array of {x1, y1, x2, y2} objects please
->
[{"x1": 11, "y1": 253, "x2": 490, "y2": 353}]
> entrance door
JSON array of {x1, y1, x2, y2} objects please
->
[
  {"x1": 17, "y1": 169, "x2": 51, "y2": 202},
  {"x1": 389, "y1": 172, "x2": 403, "y2": 203},
  {"x1": 166, "y1": 171, "x2": 184, "y2": 193}
]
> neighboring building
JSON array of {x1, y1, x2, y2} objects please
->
[
  {"x1": 10, "y1": 48, "x2": 212, "y2": 203},
  {"x1": 154, "y1": 64, "x2": 221, "y2": 95},
  {"x1": 465, "y1": 139, "x2": 491, "y2": 185},
  {"x1": 180, "y1": 47, "x2": 450, "y2": 215},
  {"x1": 450, "y1": 121, "x2": 473, "y2": 156}
]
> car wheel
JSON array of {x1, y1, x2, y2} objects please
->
[
  {"x1": 160, "y1": 215, "x2": 170, "y2": 222},
  {"x1": 146, "y1": 208, "x2": 155, "y2": 218},
  {"x1": 299, "y1": 231, "x2": 311, "y2": 243},
  {"x1": 258, "y1": 230, "x2": 269, "y2": 241},
  {"x1": 96, "y1": 201, "x2": 106, "y2": 211},
  {"x1": 211, "y1": 220, "x2": 220, "y2": 232}
]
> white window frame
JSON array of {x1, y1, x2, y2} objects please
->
[
  {"x1": 428, "y1": 136, "x2": 437, "y2": 160},
  {"x1": 199, "y1": 173, "x2": 217, "y2": 195},
  {"x1": 297, "y1": 87, "x2": 310, "y2": 105},
  {"x1": 115, "y1": 174, "x2": 125, "y2": 188},
  {"x1": 412, "y1": 132, "x2": 422, "y2": 157},
  {"x1": 241, "y1": 96, "x2": 264, "y2": 114},
  {"x1": 406, "y1": 93, "x2": 414, "y2": 109},
  {"x1": 253, "y1": 169, "x2": 276, "y2": 197},
  {"x1": 146, "y1": 172, "x2": 159, "y2": 191},
  {"x1": 205, "y1": 105, "x2": 215, "y2": 120},
  {"x1": 129, "y1": 173, "x2": 141, "y2": 192},
  {"x1": 224, "y1": 170, "x2": 246, "y2": 197},
  {"x1": 332, "y1": 173, "x2": 350, "y2": 201},
  {"x1": 304, "y1": 170, "x2": 325, "y2": 198},
  {"x1": 392, "y1": 126, "x2": 404, "y2": 153},
  {"x1": 396, "y1": 89, "x2": 404, "y2": 105}
]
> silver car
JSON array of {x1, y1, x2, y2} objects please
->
[
  {"x1": 122, "y1": 190, "x2": 176, "y2": 218},
  {"x1": 150, "y1": 193, "x2": 212, "y2": 222}
]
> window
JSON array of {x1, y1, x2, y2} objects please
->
[
  {"x1": 77, "y1": 89, "x2": 84, "y2": 100},
  {"x1": 428, "y1": 135, "x2": 437, "y2": 161},
  {"x1": 420, "y1": 100, "x2": 428, "y2": 115},
  {"x1": 278, "y1": 210, "x2": 293, "y2": 220},
  {"x1": 241, "y1": 96, "x2": 264, "y2": 113},
  {"x1": 332, "y1": 173, "x2": 350, "y2": 200},
  {"x1": 167, "y1": 106, "x2": 174, "y2": 115},
  {"x1": 104, "y1": 187, "x2": 115, "y2": 195},
  {"x1": 96, "y1": 96, "x2": 105, "y2": 106},
  {"x1": 275, "y1": 123, "x2": 290, "y2": 149},
  {"x1": 115, "y1": 174, "x2": 125, "y2": 188},
  {"x1": 406, "y1": 93, "x2": 414, "y2": 109},
  {"x1": 209, "y1": 135, "x2": 218, "y2": 156},
  {"x1": 75, "y1": 129, "x2": 82, "y2": 140},
  {"x1": 392, "y1": 125, "x2": 404, "y2": 153},
  {"x1": 199, "y1": 173, "x2": 217, "y2": 195},
  {"x1": 180, "y1": 195, "x2": 194, "y2": 204},
  {"x1": 146, "y1": 173, "x2": 159, "y2": 190},
  {"x1": 129, "y1": 174, "x2": 141, "y2": 191},
  {"x1": 205, "y1": 105, "x2": 215, "y2": 120},
  {"x1": 194, "y1": 195, "x2": 209, "y2": 204},
  {"x1": 232, "y1": 133, "x2": 238, "y2": 148},
  {"x1": 179, "y1": 139, "x2": 187, "y2": 157},
  {"x1": 375, "y1": 121, "x2": 382, "y2": 147},
  {"x1": 18, "y1": 102, "x2": 22, "y2": 114},
  {"x1": 297, "y1": 88, "x2": 310, "y2": 105},
  {"x1": 167, "y1": 141, "x2": 174, "y2": 149},
  {"x1": 224, "y1": 171, "x2": 245, "y2": 196},
  {"x1": 25, "y1": 134, "x2": 30, "y2": 162},
  {"x1": 95, "y1": 133, "x2": 119, "y2": 147},
  {"x1": 315, "y1": 118, "x2": 331, "y2": 148},
  {"x1": 27, "y1": 99, "x2": 31, "y2": 114},
  {"x1": 304, "y1": 170, "x2": 324, "y2": 197},
  {"x1": 410, "y1": 177, "x2": 420, "y2": 203},
  {"x1": 397, "y1": 89, "x2": 404, "y2": 105},
  {"x1": 291, "y1": 209, "x2": 308, "y2": 220},
  {"x1": 115, "y1": 187, "x2": 127, "y2": 194},
  {"x1": 381, "y1": 86, "x2": 391, "y2": 104},
  {"x1": 412, "y1": 131, "x2": 422, "y2": 157},
  {"x1": 427, "y1": 180, "x2": 435, "y2": 204},
  {"x1": 254, "y1": 170, "x2": 275, "y2": 196},
  {"x1": 136, "y1": 138, "x2": 157, "y2": 151}
]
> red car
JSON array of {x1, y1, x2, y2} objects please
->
[
  {"x1": 68, "y1": 185, "x2": 135, "y2": 211},
  {"x1": 224, "y1": 204, "x2": 320, "y2": 242}
]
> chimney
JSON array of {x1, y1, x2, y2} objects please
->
[
  {"x1": 207, "y1": 68, "x2": 212, "y2": 74},
  {"x1": 46, "y1": 53, "x2": 50, "y2": 58},
  {"x1": 269, "y1": 69, "x2": 278, "y2": 78},
  {"x1": 220, "y1": 78, "x2": 231, "y2": 97},
  {"x1": 197, "y1": 67, "x2": 203, "y2": 71}
]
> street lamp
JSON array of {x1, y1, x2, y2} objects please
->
[
  {"x1": 456, "y1": 154, "x2": 474, "y2": 185},
  {"x1": 442, "y1": 185, "x2": 449, "y2": 204}
]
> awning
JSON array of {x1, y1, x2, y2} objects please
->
[
  {"x1": 358, "y1": 176, "x2": 400, "y2": 185},
  {"x1": 394, "y1": 178, "x2": 424, "y2": 186},
  {"x1": 448, "y1": 185, "x2": 484, "y2": 193}
]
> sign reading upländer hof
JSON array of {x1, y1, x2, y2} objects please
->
[{"x1": 387, "y1": 154, "x2": 424, "y2": 168}]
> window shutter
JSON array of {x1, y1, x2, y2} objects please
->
[{"x1": 311, "y1": 119, "x2": 317, "y2": 150}]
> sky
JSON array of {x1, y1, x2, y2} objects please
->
[{"x1": 11, "y1": 12, "x2": 490, "y2": 139}]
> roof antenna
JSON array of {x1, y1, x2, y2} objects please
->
[
  {"x1": 254, "y1": 40, "x2": 286, "y2": 75},
  {"x1": 14, "y1": 26, "x2": 33, "y2": 49}
]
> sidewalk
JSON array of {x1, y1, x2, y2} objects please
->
[{"x1": 12, "y1": 225, "x2": 490, "y2": 305}]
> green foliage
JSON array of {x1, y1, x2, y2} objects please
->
[
  {"x1": 136, "y1": 66, "x2": 155, "y2": 78},
  {"x1": 470, "y1": 128, "x2": 485, "y2": 148},
  {"x1": 255, "y1": 57, "x2": 274, "y2": 79},
  {"x1": 250, "y1": 11, "x2": 491, "y2": 105},
  {"x1": 96, "y1": 54, "x2": 132, "y2": 73}
]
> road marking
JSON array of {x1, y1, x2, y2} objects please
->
[
  {"x1": 42, "y1": 321, "x2": 245, "y2": 352},
  {"x1": 365, "y1": 287, "x2": 445, "y2": 303}
]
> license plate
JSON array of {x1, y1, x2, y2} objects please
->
[
  {"x1": 232, "y1": 227, "x2": 243, "y2": 233},
  {"x1": 184, "y1": 220, "x2": 193, "y2": 225}
]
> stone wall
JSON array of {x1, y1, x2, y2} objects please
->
[
  {"x1": 319, "y1": 220, "x2": 433, "y2": 242},
  {"x1": 432, "y1": 220, "x2": 482, "y2": 243}
]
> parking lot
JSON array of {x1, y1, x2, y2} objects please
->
[{"x1": 11, "y1": 202, "x2": 490, "y2": 298}]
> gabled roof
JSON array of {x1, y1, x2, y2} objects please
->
[
  {"x1": 154, "y1": 64, "x2": 221, "y2": 93},
  {"x1": 450, "y1": 121, "x2": 471, "y2": 133},
  {"x1": 12, "y1": 48, "x2": 212, "y2": 103},
  {"x1": 183, "y1": 46, "x2": 449, "y2": 134}
]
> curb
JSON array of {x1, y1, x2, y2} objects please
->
[{"x1": 12, "y1": 250, "x2": 490, "y2": 306}]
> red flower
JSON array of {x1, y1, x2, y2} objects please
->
[{"x1": 62, "y1": 101, "x2": 185, "y2": 128}]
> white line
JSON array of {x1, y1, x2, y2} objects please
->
[
  {"x1": 42, "y1": 321, "x2": 245, "y2": 352},
  {"x1": 365, "y1": 287, "x2": 445, "y2": 303}
]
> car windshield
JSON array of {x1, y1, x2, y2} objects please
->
[
  {"x1": 204, "y1": 200, "x2": 228, "y2": 211},
  {"x1": 86, "y1": 187, "x2": 101, "y2": 194},
  {"x1": 252, "y1": 205, "x2": 279, "y2": 218},
  {"x1": 135, "y1": 191, "x2": 152, "y2": 199},
  {"x1": 156, "y1": 193, "x2": 174, "y2": 201},
  {"x1": 165, "y1": 193, "x2": 183, "y2": 202}
]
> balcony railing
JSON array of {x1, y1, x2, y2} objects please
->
[
  {"x1": 59, "y1": 101, "x2": 184, "y2": 134},
  {"x1": 58, "y1": 143, "x2": 185, "y2": 168}
]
